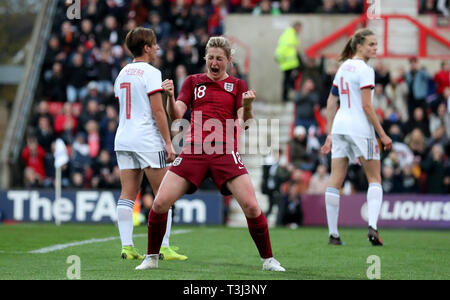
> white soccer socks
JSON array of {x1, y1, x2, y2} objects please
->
[
  {"x1": 325, "y1": 187, "x2": 340, "y2": 238},
  {"x1": 117, "y1": 199, "x2": 135, "y2": 247},
  {"x1": 367, "y1": 183, "x2": 383, "y2": 230}
]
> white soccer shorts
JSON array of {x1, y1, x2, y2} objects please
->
[
  {"x1": 331, "y1": 134, "x2": 380, "y2": 162},
  {"x1": 116, "y1": 151, "x2": 168, "y2": 170}
]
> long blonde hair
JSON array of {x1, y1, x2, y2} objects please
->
[{"x1": 338, "y1": 28, "x2": 375, "y2": 62}]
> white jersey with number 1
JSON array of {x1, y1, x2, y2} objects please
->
[
  {"x1": 114, "y1": 62, "x2": 165, "y2": 152},
  {"x1": 331, "y1": 59, "x2": 375, "y2": 139}
]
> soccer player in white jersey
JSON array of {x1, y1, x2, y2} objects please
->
[
  {"x1": 320, "y1": 29, "x2": 392, "y2": 246},
  {"x1": 114, "y1": 27, "x2": 187, "y2": 260}
]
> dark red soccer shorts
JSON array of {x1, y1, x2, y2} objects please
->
[{"x1": 169, "y1": 150, "x2": 248, "y2": 196}]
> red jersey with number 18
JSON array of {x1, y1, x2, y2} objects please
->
[{"x1": 177, "y1": 73, "x2": 248, "y2": 151}]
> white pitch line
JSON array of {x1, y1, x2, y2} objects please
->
[{"x1": 28, "y1": 229, "x2": 191, "y2": 254}]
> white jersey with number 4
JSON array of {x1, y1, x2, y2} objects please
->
[
  {"x1": 332, "y1": 59, "x2": 375, "y2": 139},
  {"x1": 114, "y1": 62, "x2": 165, "y2": 152}
]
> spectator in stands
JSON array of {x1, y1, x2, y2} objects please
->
[
  {"x1": 340, "y1": 0, "x2": 364, "y2": 14},
  {"x1": 99, "y1": 15, "x2": 124, "y2": 46},
  {"x1": 261, "y1": 149, "x2": 288, "y2": 218},
  {"x1": 99, "y1": 103, "x2": 118, "y2": 130},
  {"x1": 31, "y1": 101, "x2": 54, "y2": 128},
  {"x1": 174, "y1": 64, "x2": 188, "y2": 94},
  {"x1": 71, "y1": 172, "x2": 86, "y2": 188},
  {"x1": 421, "y1": 143, "x2": 447, "y2": 193},
  {"x1": 397, "y1": 163, "x2": 420, "y2": 193},
  {"x1": 190, "y1": 0, "x2": 210, "y2": 32},
  {"x1": 294, "y1": 78, "x2": 320, "y2": 130},
  {"x1": 381, "y1": 158, "x2": 401, "y2": 194},
  {"x1": 434, "y1": 60, "x2": 450, "y2": 96},
  {"x1": 233, "y1": 0, "x2": 254, "y2": 13},
  {"x1": 299, "y1": 56, "x2": 325, "y2": 95},
  {"x1": 95, "y1": 47, "x2": 115, "y2": 95},
  {"x1": 82, "y1": 0, "x2": 108, "y2": 25},
  {"x1": 128, "y1": 0, "x2": 149, "y2": 26},
  {"x1": 385, "y1": 72, "x2": 409, "y2": 122},
  {"x1": 43, "y1": 35, "x2": 66, "y2": 72},
  {"x1": 35, "y1": 116, "x2": 55, "y2": 154},
  {"x1": 275, "y1": 21, "x2": 302, "y2": 102},
  {"x1": 146, "y1": 10, "x2": 171, "y2": 44},
  {"x1": 44, "y1": 62, "x2": 67, "y2": 102},
  {"x1": 279, "y1": 0, "x2": 294, "y2": 14},
  {"x1": 71, "y1": 132, "x2": 91, "y2": 174},
  {"x1": 66, "y1": 53, "x2": 89, "y2": 103},
  {"x1": 372, "y1": 83, "x2": 390, "y2": 114},
  {"x1": 83, "y1": 81, "x2": 102, "y2": 104},
  {"x1": 22, "y1": 134, "x2": 46, "y2": 188},
  {"x1": 79, "y1": 19, "x2": 96, "y2": 51},
  {"x1": 388, "y1": 123, "x2": 405, "y2": 144},
  {"x1": 320, "y1": 60, "x2": 339, "y2": 107},
  {"x1": 85, "y1": 120, "x2": 100, "y2": 159},
  {"x1": 101, "y1": 119, "x2": 118, "y2": 160},
  {"x1": 148, "y1": 0, "x2": 171, "y2": 21},
  {"x1": 78, "y1": 99, "x2": 103, "y2": 132},
  {"x1": 420, "y1": 0, "x2": 440, "y2": 14},
  {"x1": 374, "y1": 61, "x2": 391, "y2": 88},
  {"x1": 405, "y1": 128, "x2": 427, "y2": 159},
  {"x1": 253, "y1": 0, "x2": 280, "y2": 15},
  {"x1": 60, "y1": 21, "x2": 79, "y2": 53},
  {"x1": 54, "y1": 102, "x2": 78, "y2": 143},
  {"x1": 316, "y1": 0, "x2": 339, "y2": 14},
  {"x1": 429, "y1": 101, "x2": 450, "y2": 138},
  {"x1": 307, "y1": 163, "x2": 330, "y2": 194},
  {"x1": 405, "y1": 106, "x2": 431, "y2": 137},
  {"x1": 278, "y1": 180, "x2": 303, "y2": 227},
  {"x1": 428, "y1": 124, "x2": 448, "y2": 152},
  {"x1": 289, "y1": 125, "x2": 309, "y2": 169},
  {"x1": 91, "y1": 149, "x2": 119, "y2": 188},
  {"x1": 405, "y1": 57, "x2": 431, "y2": 117}
]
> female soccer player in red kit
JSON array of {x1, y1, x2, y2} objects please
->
[{"x1": 136, "y1": 36, "x2": 285, "y2": 272}]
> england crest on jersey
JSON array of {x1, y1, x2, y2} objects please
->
[{"x1": 224, "y1": 82, "x2": 234, "y2": 92}]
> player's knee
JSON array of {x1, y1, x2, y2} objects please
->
[
  {"x1": 151, "y1": 198, "x2": 169, "y2": 214},
  {"x1": 242, "y1": 201, "x2": 260, "y2": 218}
]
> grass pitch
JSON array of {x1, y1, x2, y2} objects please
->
[{"x1": 0, "y1": 223, "x2": 449, "y2": 280}]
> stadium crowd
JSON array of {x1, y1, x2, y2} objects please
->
[{"x1": 22, "y1": 0, "x2": 449, "y2": 224}]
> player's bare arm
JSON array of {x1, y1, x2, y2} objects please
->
[
  {"x1": 361, "y1": 88, "x2": 392, "y2": 151},
  {"x1": 238, "y1": 89, "x2": 256, "y2": 130},
  {"x1": 162, "y1": 79, "x2": 187, "y2": 120},
  {"x1": 320, "y1": 92, "x2": 339, "y2": 155},
  {"x1": 150, "y1": 92, "x2": 176, "y2": 162}
]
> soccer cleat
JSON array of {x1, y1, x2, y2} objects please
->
[
  {"x1": 328, "y1": 235, "x2": 344, "y2": 245},
  {"x1": 159, "y1": 246, "x2": 188, "y2": 261},
  {"x1": 368, "y1": 226, "x2": 383, "y2": 246},
  {"x1": 262, "y1": 257, "x2": 286, "y2": 272},
  {"x1": 121, "y1": 246, "x2": 144, "y2": 260},
  {"x1": 135, "y1": 255, "x2": 159, "y2": 270}
]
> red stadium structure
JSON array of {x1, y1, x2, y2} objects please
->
[{"x1": 305, "y1": 14, "x2": 450, "y2": 59}]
